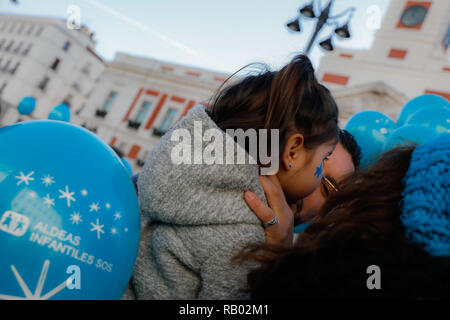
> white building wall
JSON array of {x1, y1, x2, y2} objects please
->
[
  {"x1": 0, "y1": 14, "x2": 105, "y2": 125},
  {"x1": 317, "y1": 0, "x2": 450, "y2": 120},
  {"x1": 76, "y1": 52, "x2": 230, "y2": 173}
]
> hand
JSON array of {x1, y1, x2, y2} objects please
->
[{"x1": 244, "y1": 175, "x2": 294, "y2": 246}]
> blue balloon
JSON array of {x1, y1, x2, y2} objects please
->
[
  {"x1": 405, "y1": 106, "x2": 450, "y2": 134},
  {"x1": 382, "y1": 125, "x2": 439, "y2": 152},
  {"x1": 0, "y1": 121, "x2": 140, "y2": 299},
  {"x1": 48, "y1": 104, "x2": 71, "y2": 122},
  {"x1": 397, "y1": 94, "x2": 450, "y2": 126},
  {"x1": 121, "y1": 157, "x2": 133, "y2": 176},
  {"x1": 345, "y1": 110, "x2": 397, "y2": 168},
  {"x1": 17, "y1": 97, "x2": 36, "y2": 116}
]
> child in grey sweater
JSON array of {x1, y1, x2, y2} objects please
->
[{"x1": 124, "y1": 54, "x2": 340, "y2": 299}]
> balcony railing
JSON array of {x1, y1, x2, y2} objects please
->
[
  {"x1": 136, "y1": 159, "x2": 146, "y2": 167},
  {"x1": 95, "y1": 109, "x2": 107, "y2": 118},
  {"x1": 152, "y1": 128, "x2": 167, "y2": 137},
  {"x1": 127, "y1": 119, "x2": 141, "y2": 130}
]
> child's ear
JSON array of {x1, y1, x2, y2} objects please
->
[{"x1": 281, "y1": 133, "x2": 305, "y2": 170}]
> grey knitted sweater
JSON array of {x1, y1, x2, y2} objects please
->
[{"x1": 123, "y1": 105, "x2": 266, "y2": 300}]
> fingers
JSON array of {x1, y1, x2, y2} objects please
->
[
  {"x1": 264, "y1": 174, "x2": 283, "y2": 191},
  {"x1": 259, "y1": 176, "x2": 284, "y2": 215},
  {"x1": 244, "y1": 191, "x2": 275, "y2": 224}
]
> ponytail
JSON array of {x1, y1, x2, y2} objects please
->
[{"x1": 208, "y1": 54, "x2": 339, "y2": 154}]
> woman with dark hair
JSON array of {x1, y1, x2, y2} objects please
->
[
  {"x1": 239, "y1": 133, "x2": 450, "y2": 299},
  {"x1": 124, "y1": 54, "x2": 340, "y2": 299}
]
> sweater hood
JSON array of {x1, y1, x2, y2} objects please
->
[{"x1": 137, "y1": 105, "x2": 266, "y2": 226}]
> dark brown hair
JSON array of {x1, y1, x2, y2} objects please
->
[
  {"x1": 207, "y1": 54, "x2": 339, "y2": 156},
  {"x1": 339, "y1": 129, "x2": 362, "y2": 169},
  {"x1": 236, "y1": 146, "x2": 450, "y2": 299}
]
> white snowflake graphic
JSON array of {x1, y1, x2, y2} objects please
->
[
  {"x1": 89, "y1": 202, "x2": 100, "y2": 212},
  {"x1": 90, "y1": 218, "x2": 105, "y2": 239},
  {"x1": 105, "y1": 203, "x2": 111, "y2": 209},
  {"x1": 80, "y1": 189, "x2": 88, "y2": 196},
  {"x1": 124, "y1": 227, "x2": 128, "y2": 233},
  {"x1": 43, "y1": 194, "x2": 55, "y2": 207},
  {"x1": 110, "y1": 227, "x2": 118, "y2": 236},
  {"x1": 15, "y1": 171, "x2": 35, "y2": 186},
  {"x1": 113, "y1": 212, "x2": 122, "y2": 220},
  {"x1": 0, "y1": 260, "x2": 68, "y2": 300},
  {"x1": 69, "y1": 212, "x2": 82, "y2": 225},
  {"x1": 41, "y1": 175, "x2": 55, "y2": 187},
  {"x1": 58, "y1": 186, "x2": 76, "y2": 207}
]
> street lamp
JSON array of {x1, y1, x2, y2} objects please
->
[
  {"x1": 287, "y1": 19, "x2": 301, "y2": 32},
  {"x1": 286, "y1": 0, "x2": 355, "y2": 56}
]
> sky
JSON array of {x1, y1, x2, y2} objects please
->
[{"x1": 0, "y1": 0, "x2": 391, "y2": 74}]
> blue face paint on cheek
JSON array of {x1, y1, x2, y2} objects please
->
[{"x1": 314, "y1": 161, "x2": 323, "y2": 179}]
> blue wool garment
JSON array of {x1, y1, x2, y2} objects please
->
[{"x1": 400, "y1": 133, "x2": 450, "y2": 257}]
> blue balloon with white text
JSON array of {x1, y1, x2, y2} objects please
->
[
  {"x1": 0, "y1": 120, "x2": 140, "y2": 299},
  {"x1": 344, "y1": 110, "x2": 397, "y2": 168}
]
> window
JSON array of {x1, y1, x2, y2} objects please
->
[
  {"x1": 5, "y1": 40, "x2": 14, "y2": 51},
  {"x1": 35, "y1": 26, "x2": 44, "y2": 37},
  {"x1": 50, "y1": 58, "x2": 60, "y2": 71},
  {"x1": 134, "y1": 101, "x2": 152, "y2": 123},
  {"x1": 62, "y1": 41, "x2": 71, "y2": 52},
  {"x1": 101, "y1": 91, "x2": 117, "y2": 112},
  {"x1": 13, "y1": 42, "x2": 23, "y2": 54},
  {"x1": 75, "y1": 103, "x2": 86, "y2": 115},
  {"x1": 71, "y1": 82, "x2": 81, "y2": 93},
  {"x1": 26, "y1": 25, "x2": 34, "y2": 35},
  {"x1": 128, "y1": 101, "x2": 152, "y2": 129},
  {"x1": 0, "y1": 39, "x2": 5, "y2": 50},
  {"x1": 17, "y1": 23, "x2": 25, "y2": 34},
  {"x1": 62, "y1": 94, "x2": 73, "y2": 107},
  {"x1": 444, "y1": 25, "x2": 450, "y2": 51},
  {"x1": 22, "y1": 43, "x2": 32, "y2": 55},
  {"x1": 37, "y1": 76, "x2": 50, "y2": 91},
  {"x1": 82, "y1": 62, "x2": 91, "y2": 75},
  {"x1": 10, "y1": 61, "x2": 20, "y2": 74},
  {"x1": 1, "y1": 60, "x2": 11, "y2": 72},
  {"x1": 96, "y1": 91, "x2": 117, "y2": 118},
  {"x1": 137, "y1": 150, "x2": 150, "y2": 167},
  {"x1": 0, "y1": 81, "x2": 7, "y2": 95},
  {"x1": 158, "y1": 108, "x2": 178, "y2": 132},
  {"x1": 117, "y1": 141, "x2": 128, "y2": 155}
]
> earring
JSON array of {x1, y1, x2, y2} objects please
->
[{"x1": 288, "y1": 162, "x2": 293, "y2": 169}]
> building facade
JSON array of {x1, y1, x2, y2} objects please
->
[
  {"x1": 0, "y1": 14, "x2": 105, "y2": 124},
  {"x1": 318, "y1": 0, "x2": 450, "y2": 124},
  {"x1": 75, "y1": 52, "x2": 229, "y2": 172}
]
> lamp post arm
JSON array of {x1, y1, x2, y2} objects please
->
[
  {"x1": 328, "y1": 7, "x2": 355, "y2": 21},
  {"x1": 304, "y1": 0, "x2": 333, "y2": 55}
]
